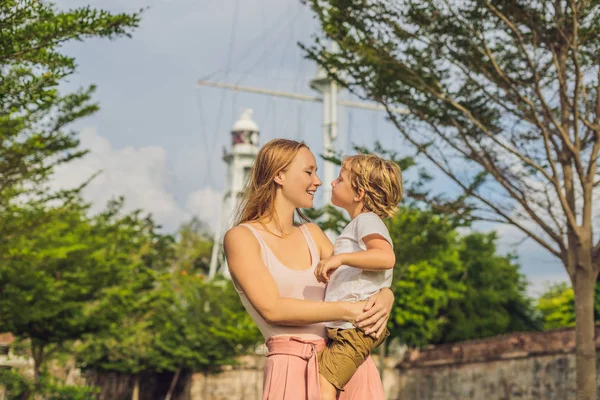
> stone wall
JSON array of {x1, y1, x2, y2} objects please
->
[
  {"x1": 3, "y1": 326, "x2": 599, "y2": 399},
  {"x1": 185, "y1": 353, "x2": 402, "y2": 400},
  {"x1": 186, "y1": 356, "x2": 264, "y2": 400},
  {"x1": 83, "y1": 370, "x2": 190, "y2": 400},
  {"x1": 187, "y1": 326, "x2": 600, "y2": 400},
  {"x1": 391, "y1": 325, "x2": 600, "y2": 400}
]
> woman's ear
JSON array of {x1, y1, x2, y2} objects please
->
[
  {"x1": 354, "y1": 188, "x2": 365, "y2": 202},
  {"x1": 274, "y1": 171, "x2": 285, "y2": 186}
]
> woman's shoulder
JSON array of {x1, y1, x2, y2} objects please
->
[
  {"x1": 301, "y1": 222, "x2": 331, "y2": 253},
  {"x1": 224, "y1": 225, "x2": 258, "y2": 249},
  {"x1": 302, "y1": 222, "x2": 325, "y2": 238}
]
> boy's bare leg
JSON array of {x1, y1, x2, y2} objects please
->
[{"x1": 319, "y1": 373, "x2": 338, "y2": 400}]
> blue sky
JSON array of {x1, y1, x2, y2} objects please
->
[{"x1": 49, "y1": 0, "x2": 568, "y2": 296}]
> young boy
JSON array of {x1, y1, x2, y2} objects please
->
[{"x1": 315, "y1": 154, "x2": 403, "y2": 399}]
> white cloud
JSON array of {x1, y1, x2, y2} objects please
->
[
  {"x1": 51, "y1": 127, "x2": 227, "y2": 234},
  {"x1": 185, "y1": 186, "x2": 224, "y2": 234},
  {"x1": 527, "y1": 273, "x2": 570, "y2": 298}
]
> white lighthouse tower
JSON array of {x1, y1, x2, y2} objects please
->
[{"x1": 208, "y1": 109, "x2": 260, "y2": 279}]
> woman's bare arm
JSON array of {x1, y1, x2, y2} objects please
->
[{"x1": 224, "y1": 226, "x2": 364, "y2": 325}]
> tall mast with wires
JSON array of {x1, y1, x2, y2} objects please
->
[
  {"x1": 309, "y1": 65, "x2": 338, "y2": 204},
  {"x1": 198, "y1": 2, "x2": 409, "y2": 279},
  {"x1": 309, "y1": 42, "x2": 340, "y2": 205}
]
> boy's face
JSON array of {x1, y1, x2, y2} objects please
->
[{"x1": 331, "y1": 167, "x2": 356, "y2": 209}]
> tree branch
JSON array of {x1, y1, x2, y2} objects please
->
[{"x1": 386, "y1": 107, "x2": 561, "y2": 258}]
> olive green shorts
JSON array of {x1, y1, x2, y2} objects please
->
[{"x1": 318, "y1": 327, "x2": 389, "y2": 391}]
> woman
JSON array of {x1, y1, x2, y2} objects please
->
[{"x1": 224, "y1": 139, "x2": 393, "y2": 399}]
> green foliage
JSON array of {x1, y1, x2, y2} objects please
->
[
  {"x1": 0, "y1": 197, "x2": 171, "y2": 378},
  {"x1": 304, "y1": 205, "x2": 350, "y2": 234},
  {"x1": 77, "y1": 274, "x2": 262, "y2": 375},
  {"x1": 151, "y1": 277, "x2": 262, "y2": 373},
  {"x1": 537, "y1": 283, "x2": 577, "y2": 330},
  {"x1": 0, "y1": 1, "x2": 142, "y2": 205},
  {"x1": 536, "y1": 282, "x2": 600, "y2": 330},
  {"x1": 0, "y1": 0, "x2": 261, "y2": 390},
  {"x1": 386, "y1": 207, "x2": 466, "y2": 347},
  {"x1": 39, "y1": 378, "x2": 99, "y2": 400},
  {"x1": 0, "y1": 369, "x2": 98, "y2": 400},
  {"x1": 434, "y1": 233, "x2": 542, "y2": 343},
  {"x1": 388, "y1": 213, "x2": 541, "y2": 347},
  {"x1": 173, "y1": 217, "x2": 213, "y2": 275},
  {"x1": 0, "y1": 369, "x2": 30, "y2": 398},
  {"x1": 0, "y1": 1, "x2": 144, "y2": 380},
  {"x1": 309, "y1": 139, "x2": 539, "y2": 346},
  {"x1": 302, "y1": 0, "x2": 600, "y2": 230},
  {"x1": 76, "y1": 218, "x2": 261, "y2": 376}
]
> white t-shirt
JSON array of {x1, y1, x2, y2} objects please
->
[{"x1": 325, "y1": 212, "x2": 393, "y2": 329}]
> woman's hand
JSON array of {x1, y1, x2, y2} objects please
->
[
  {"x1": 355, "y1": 288, "x2": 394, "y2": 338},
  {"x1": 344, "y1": 300, "x2": 369, "y2": 324}
]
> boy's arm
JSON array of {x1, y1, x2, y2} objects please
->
[
  {"x1": 337, "y1": 234, "x2": 395, "y2": 270},
  {"x1": 314, "y1": 234, "x2": 395, "y2": 283}
]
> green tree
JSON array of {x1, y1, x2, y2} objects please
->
[
  {"x1": 77, "y1": 239, "x2": 261, "y2": 399},
  {"x1": 304, "y1": 1, "x2": 600, "y2": 397},
  {"x1": 0, "y1": 369, "x2": 98, "y2": 400},
  {"x1": 77, "y1": 276, "x2": 261, "y2": 399},
  {"x1": 0, "y1": 0, "x2": 141, "y2": 205},
  {"x1": 76, "y1": 278, "x2": 168, "y2": 400},
  {"x1": 536, "y1": 281, "x2": 600, "y2": 330},
  {"x1": 537, "y1": 282, "x2": 577, "y2": 330},
  {"x1": 435, "y1": 233, "x2": 542, "y2": 343},
  {"x1": 173, "y1": 217, "x2": 213, "y2": 275},
  {"x1": 0, "y1": 0, "x2": 142, "y2": 383},
  {"x1": 0, "y1": 198, "x2": 169, "y2": 381},
  {"x1": 0, "y1": 2, "x2": 143, "y2": 379},
  {"x1": 386, "y1": 207, "x2": 466, "y2": 347},
  {"x1": 151, "y1": 276, "x2": 261, "y2": 396}
]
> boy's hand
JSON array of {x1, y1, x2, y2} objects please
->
[{"x1": 315, "y1": 255, "x2": 344, "y2": 283}]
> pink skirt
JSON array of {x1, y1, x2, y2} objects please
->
[{"x1": 263, "y1": 336, "x2": 385, "y2": 400}]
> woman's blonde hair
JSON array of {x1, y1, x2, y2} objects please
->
[
  {"x1": 235, "y1": 138, "x2": 311, "y2": 230},
  {"x1": 342, "y1": 154, "x2": 403, "y2": 219}
]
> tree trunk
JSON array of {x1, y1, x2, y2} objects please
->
[
  {"x1": 165, "y1": 367, "x2": 182, "y2": 400},
  {"x1": 131, "y1": 374, "x2": 140, "y2": 400},
  {"x1": 30, "y1": 340, "x2": 44, "y2": 384},
  {"x1": 202, "y1": 372, "x2": 209, "y2": 399},
  {"x1": 574, "y1": 262, "x2": 597, "y2": 400}
]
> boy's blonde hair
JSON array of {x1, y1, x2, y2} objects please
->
[{"x1": 342, "y1": 154, "x2": 403, "y2": 219}]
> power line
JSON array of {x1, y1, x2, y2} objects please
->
[
  {"x1": 347, "y1": 109, "x2": 353, "y2": 154},
  {"x1": 200, "y1": 3, "x2": 296, "y2": 83},
  {"x1": 194, "y1": 89, "x2": 214, "y2": 188},
  {"x1": 273, "y1": 1, "x2": 304, "y2": 137},
  {"x1": 213, "y1": 0, "x2": 241, "y2": 172}
]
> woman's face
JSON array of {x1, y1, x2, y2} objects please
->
[{"x1": 278, "y1": 147, "x2": 322, "y2": 209}]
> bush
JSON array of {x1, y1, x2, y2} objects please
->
[{"x1": 0, "y1": 369, "x2": 98, "y2": 400}]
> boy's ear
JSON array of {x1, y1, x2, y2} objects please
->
[{"x1": 354, "y1": 188, "x2": 365, "y2": 202}]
